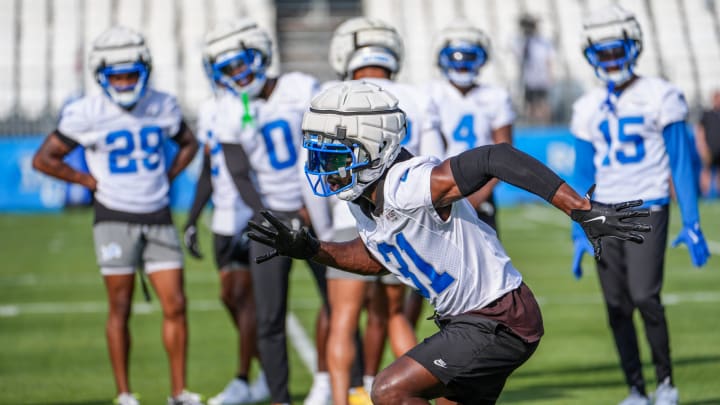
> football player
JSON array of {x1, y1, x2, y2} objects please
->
[
  {"x1": 312, "y1": 16, "x2": 443, "y2": 405},
  {"x1": 182, "y1": 21, "x2": 273, "y2": 404},
  {"x1": 248, "y1": 81, "x2": 651, "y2": 404},
  {"x1": 32, "y1": 27, "x2": 201, "y2": 405},
  {"x1": 197, "y1": 18, "x2": 328, "y2": 405},
  {"x1": 570, "y1": 5, "x2": 710, "y2": 405}
]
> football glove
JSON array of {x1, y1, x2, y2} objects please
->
[
  {"x1": 247, "y1": 210, "x2": 320, "y2": 264},
  {"x1": 671, "y1": 222, "x2": 710, "y2": 268},
  {"x1": 571, "y1": 235, "x2": 595, "y2": 280},
  {"x1": 183, "y1": 224, "x2": 203, "y2": 259},
  {"x1": 570, "y1": 186, "x2": 651, "y2": 260}
]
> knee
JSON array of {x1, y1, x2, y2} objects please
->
[
  {"x1": 163, "y1": 293, "x2": 187, "y2": 320},
  {"x1": 370, "y1": 372, "x2": 404, "y2": 405},
  {"x1": 633, "y1": 294, "x2": 664, "y2": 318},
  {"x1": 108, "y1": 296, "x2": 133, "y2": 321},
  {"x1": 219, "y1": 287, "x2": 238, "y2": 313}
]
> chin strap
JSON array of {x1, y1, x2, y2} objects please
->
[
  {"x1": 604, "y1": 81, "x2": 616, "y2": 114},
  {"x1": 241, "y1": 92, "x2": 254, "y2": 128}
]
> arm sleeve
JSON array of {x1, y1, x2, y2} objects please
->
[
  {"x1": 186, "y1": 152, "x2": 212, "y2": 227},
  {"x1": 221, "y1": 143, "x2": 265, "y2": 214},
  {"x1": 571, "y1": 137, "x2": 597, "y2": 240},
  {"x1": 663, "y1": 121, "x2": 700, "y2": 226},
  {"x1": 449, "y1": 143, "x2": 565, "y2": 203}
]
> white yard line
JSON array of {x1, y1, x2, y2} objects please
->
[{"x1": 286, "y1": 312, "x2": 317, "y2": 373}]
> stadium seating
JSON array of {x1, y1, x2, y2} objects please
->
[
  {"x1": 1, "y1": 0, "x2": 720, "y2": 128},
  {"x1": 0, "y1": 0, "x2": 17, "y2": 119}
]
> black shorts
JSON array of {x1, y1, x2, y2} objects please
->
[
  {"x1": 213, "y1": 230, "x2": 250, "y2": 270},
  {"x1": 407, "y1": 313, "x2": 538, "y2": 404}
]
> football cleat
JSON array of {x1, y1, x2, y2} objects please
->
[
  {"x1": 114, "y1": 392, "x2": 140, "y2": 405},
  {"x1": 208, "y1": 379, "x2": 252, "y2": 405},
  {"x1": 617, "y1": 387, "x2": 650, "y2": 405},
  {"x1": 249, "y1": 372, "x2": 270, "y2": 402},
  {"x1": 167, "y1": 390, "x2": 204, "y2": 405}
]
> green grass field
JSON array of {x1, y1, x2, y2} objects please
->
[{"x1": 1, "y1": 202, "x2": 719, "y2": 404}]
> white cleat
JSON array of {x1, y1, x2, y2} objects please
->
[
  {"x1": 168, "y1": 390, "x2": 204, "y2": 405},
  {"x1": 653, "y1": 380, "x2": 679, "y2": 405},
  {"x1": 618, "y1": 387, "x2": 650, "y2": 405},
  {"x1": 303, "y1": 372, "x2": 331, "y2": 405},
  {"x1": 208, "y1": 379, "x2": 253, "y2": 405},
  {"x1": 249, "y1": 372, "x2": 270, "y2": 403},
  {"x1": 114, "y1": 392, "x2": 140, "y2": 405}
]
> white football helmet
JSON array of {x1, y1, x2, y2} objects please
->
[
  {"x1": 329, "y1": 17, "x2": 404, "y2": 80},
  {"x1": 203, "y1": 18, "x2": 272, "y2": 98},
  {"x1": 581, "y1": 5, "x2": 643, "y2": 86},
  {"x1": 89, "y1": 26, "x2": 152, "y2": 108},
  {"x1": 302, "y1": 81, "x2": 406, "y2": 201},
  {"x1": 434, "y1": 21, "x2": 491, "y2": 87}
]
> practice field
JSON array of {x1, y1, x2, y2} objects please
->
[{"x1": 1, "y1": 202, "x2": 719, "y2": 405}]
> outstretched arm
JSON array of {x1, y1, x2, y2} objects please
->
[
  {"x1": 430, "y1": 143, "x2": 651, "y2": 258},
  {"x1": 247, "y1": 211, "x2": 386, "y2": 275}
]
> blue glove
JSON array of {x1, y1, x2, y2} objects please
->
[
  {"x1": 671, "y1": 222, "x2": 710, "y2": 267},
  {"x1": 572, "y1": 236, "x2": 595, "y2": 279}
]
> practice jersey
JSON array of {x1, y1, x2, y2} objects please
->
[
  {"x1": 205, "y1": 72, "x2": 319, "y2": 212},
  {"x1": 571, "y1": 77, "x2": 688, "y2": 203},
  {"x1": 348, "y1": 156, "x2": 523, "y2": 316},
  {"x1": 425, "y1": 80, "x2": 515, "y2": 159},
  {"x1": 57, "y1": 89, "x2": 183, "y2": 213},
  {"x1": 197, "y1": 99, "x2": 253, "y2": 236}
]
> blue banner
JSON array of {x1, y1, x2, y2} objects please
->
[
  {"x1": 495, "y1": 127, "x2": 576, "y2": 207},
  {"x1": 0, "y1": 136, "x2": 67, "y2": 212}
]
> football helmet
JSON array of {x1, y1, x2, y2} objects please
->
[
  {"x1": 203, "y1": 19, "x2": 272, "y2": 98},
  {"x1": 301, "y1": 81, "x2": 406, "y2": 201},
  {"x1": 89, "y1": 26, "x2": 152, "y2": 108},
  {"x1": 329, "y1": 17, "x2": 404, "y2": 80},
  {"x1": 581, "y1": 5, "x2": 642, "y2": 86},
  {"x1": 434, "y1": 21, "x2": 491, "y2": 87}
]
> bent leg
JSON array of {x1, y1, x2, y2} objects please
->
[
  {"x1": 103, "y1": 273, "x2": 135, "y2": 395},
  {"x1": 371, "y1": 356, "x2": 450, "y2": 405},
  {"x1": 383, "y1": 283, "x2": 416, "y2": 357},
  {"x1": 219, "y1": 268, "x2": 256, "y2": 377}
]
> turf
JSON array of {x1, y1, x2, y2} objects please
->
[{"x1": 1, "y1": 202, "x2": 719, "y2": 404}]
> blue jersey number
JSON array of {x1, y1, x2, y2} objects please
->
[
  {"x1": 598, "y1": 116, "x2": 645, "y2": 166},
  {"x1": 377, "y1": 233, "x2": 455, "y2": 298},
  {"x1": 261, "y1": 120, "x2": 297, "y2": 170},
  {"x1": 452, "y1": 114, "x2": 476, "y2": 150},
  {"x1": 107, "y1": 126, "x2": 163, "y2": 174}
]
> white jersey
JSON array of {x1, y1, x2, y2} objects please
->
[
  {"x1": 197, "y1": 99, "x2": 253, "y2": 236},
  {"x1": 58, "y1": 89, "x2": 183, "y2": 213},
  {"x1": 571, "y1": 76, "x2": 687, "y2": 203},
  {"x1": 425, "y1": 80, "x2": 515, "y2": 159},
  {"x1": 348, "y1": 156, "x2": 523, "y2": 316},
  {"x1": 206, "y1": 72, "x2": 319, "y2": 212}
]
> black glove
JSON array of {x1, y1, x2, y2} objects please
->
[
  {"x1": 570, "y1": 185, "x2": 652, "y2": 260},
  {"x1": 183, "y1": 224, "x2": 203, "y2": 259},
  {"x1": 247, "y1": 210, "x2": 320, "y2": 264}
]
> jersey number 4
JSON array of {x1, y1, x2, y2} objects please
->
[
  {"x1": 107, "y1": 127, "x2": 163, "y2": 174},
  {"x1": 377, "y1": 233, "x2": 455, "y2": 298},
  {"x1": 598, "y1": 116, "x2": 645, "y2": 166}
]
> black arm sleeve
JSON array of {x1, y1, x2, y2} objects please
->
[
  {"x1": 54, "y1": 129, "x2": 80, "y2": 150},
  {"x1": 221, "y1": 143, "x2": 265, "y2": 214},
  {"x1": 185, "y1": 152, "x2": 212, "y2": 227},
  {"x1": 449, "y1": 143, "x2": 565, "y2": 203},
  {"x1": 170, "y1": 120, "x2": 189, "y2": 142}
]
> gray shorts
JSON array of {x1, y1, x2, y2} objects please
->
[
  {"x1": 93, "y1": 222, "x2": 184, "y2": 275},
  {"x1": 325, "y1": 227, "x2": 402, "y2": 285}
]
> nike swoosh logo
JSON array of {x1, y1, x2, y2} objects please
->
[{"x1": 584, "y1": 216, "x2": 606, "y2": 224}]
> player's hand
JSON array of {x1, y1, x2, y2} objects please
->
[
  {"x1": 671, "y1": 222, "x2": 710, "y2": 267},
  {"x1": 571, "y1": 236, "x2": 595, "y2": 279},
  {"x1": 247, "y1": 210, "x2": 320, "y2": 264},
  {"x1": 570, "y1": 185, "x2": 651, "y2": 259},
  {"x1": 183, "y1": 224, "x2": 203, "y2": 259}
]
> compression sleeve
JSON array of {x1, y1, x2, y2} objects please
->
[
  {"x1": 186, "y1": 152, "x2": 212, "y2": 227},
  {"x1": 449, "y1": 143, "x2": 565, "y2": 203},
  {"x1": 221, "y1": 143, "x2": 265, "y2": 214},
  {"x1": 663, "y1": 121, "x2": 700, "y2": 226},
  {"x1": 571, "y1": 138, "x2": 597, "y2": 240}
]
